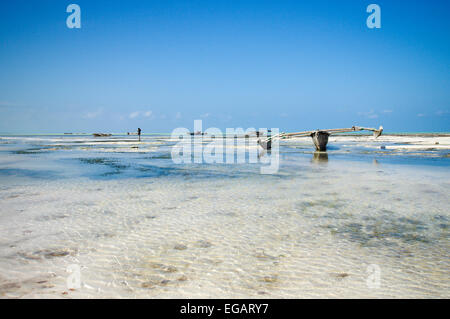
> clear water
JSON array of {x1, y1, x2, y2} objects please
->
[{"x1": 0, "y1": 134, "x2": 448, "y2": 298}]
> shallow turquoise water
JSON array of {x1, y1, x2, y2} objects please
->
[
  {"x1": 0, "y1": 134, "x2": 448, "y2": 298},
  {"x1": 0, "y1": 134, "x2": 448, "y2": 181}
]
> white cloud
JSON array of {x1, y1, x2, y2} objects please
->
[
  {"x1": 417, "y1": 113, "x2": 425, "y2": 117},
  {"x1": 436, "y1": 110, "x2": 449, "y2": 116},
  {"x1": 175, "y1": 112, "x2": 182, "y2": 120},
  {"x1": 382, "y1": 110, "x2": 393, "y2": 114},
  {"x1": 200, "y1": 113, "x2": 210, "y2": 118},
  {"x1": 358, "y1": 110, "x2": 378, "y2": 119},
  {"x1": 84, "y1": 109, "x2": 102, "y2": 119},
  {"x1": 129, "y1": 111, "x2": 140, "y2": 119},
  {"x1": 128, "y1": 110, "x2": 154, "y2": 119}
]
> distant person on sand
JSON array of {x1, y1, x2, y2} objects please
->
[{"x1": 137, "y1": 128, "x2": 141, "y2": 141}]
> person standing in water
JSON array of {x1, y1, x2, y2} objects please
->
[{"x1": 137, "y1": 128, "x2": 141, "y2": 141}]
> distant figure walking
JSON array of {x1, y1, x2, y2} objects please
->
[{"x1": 137, "y1": 128, "x2": 141, "y2": 141}]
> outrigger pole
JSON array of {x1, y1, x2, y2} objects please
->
[{"x1": 258, "y1": 126, "x2": 383, "y2": 151}]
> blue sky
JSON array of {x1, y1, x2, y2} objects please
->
[{"x1": 0, "y1": 0, "x2": 449, "y2": 133}]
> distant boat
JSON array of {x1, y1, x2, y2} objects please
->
[
  {"x1": 188, "y1": 131, "x2": 207, "y2": 136},
  {"x1": 92, "y1": 133, "x2": 112, "y2": 137}
]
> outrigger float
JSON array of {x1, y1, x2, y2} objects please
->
[{"x1": 257, "y1": 126, "x2": 383, "y2": 151}]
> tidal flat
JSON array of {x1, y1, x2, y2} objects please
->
[{"x1": 0, "y1": 134, "x2": 448, "y2": 298}]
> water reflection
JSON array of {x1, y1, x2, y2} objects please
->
[{"x1": 312, "y1": 151, "x2": 328, "y2": 164}]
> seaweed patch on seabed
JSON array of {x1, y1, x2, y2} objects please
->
[
  {"x1": 12, "y1": 145, "x2": 65, "y2": 154},
  {"x1": 78, "y1": 157, "x2": 130, "y2": 176},
  {"x1": 0, "y1": 168, "x2": 58, "y2": 179},
  {"x1": 17, "y1": 248, "x2": 78, "y2": 261},
  {"x1": 323, "y1": 213, "x2": 443, "y2": 249},
  {"x1": 145, "y1": 153, "x2": 173, "y2": 160},
  {"x1": 34, "y1": 213, "x2": 70, "y2": 222},
  {"x1": 136, "y1": 164, "x2": 181, "y2": 176},
  {"x1": 0, "y1": 273, "x2": 57, "y2": 297},
  {"x1": 121, "y1": 257, "x2": 190, "y2": 290},
  {"x1": 12, "y1": 148, "x2": 50, "y2": 154},
  {"x1": 295, "y1": 198, "x2": 348, "y2": 218}
]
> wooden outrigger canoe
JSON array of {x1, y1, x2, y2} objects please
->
[{"x1": 258, "y1": 126, "x2": 383, "y2": 151}]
